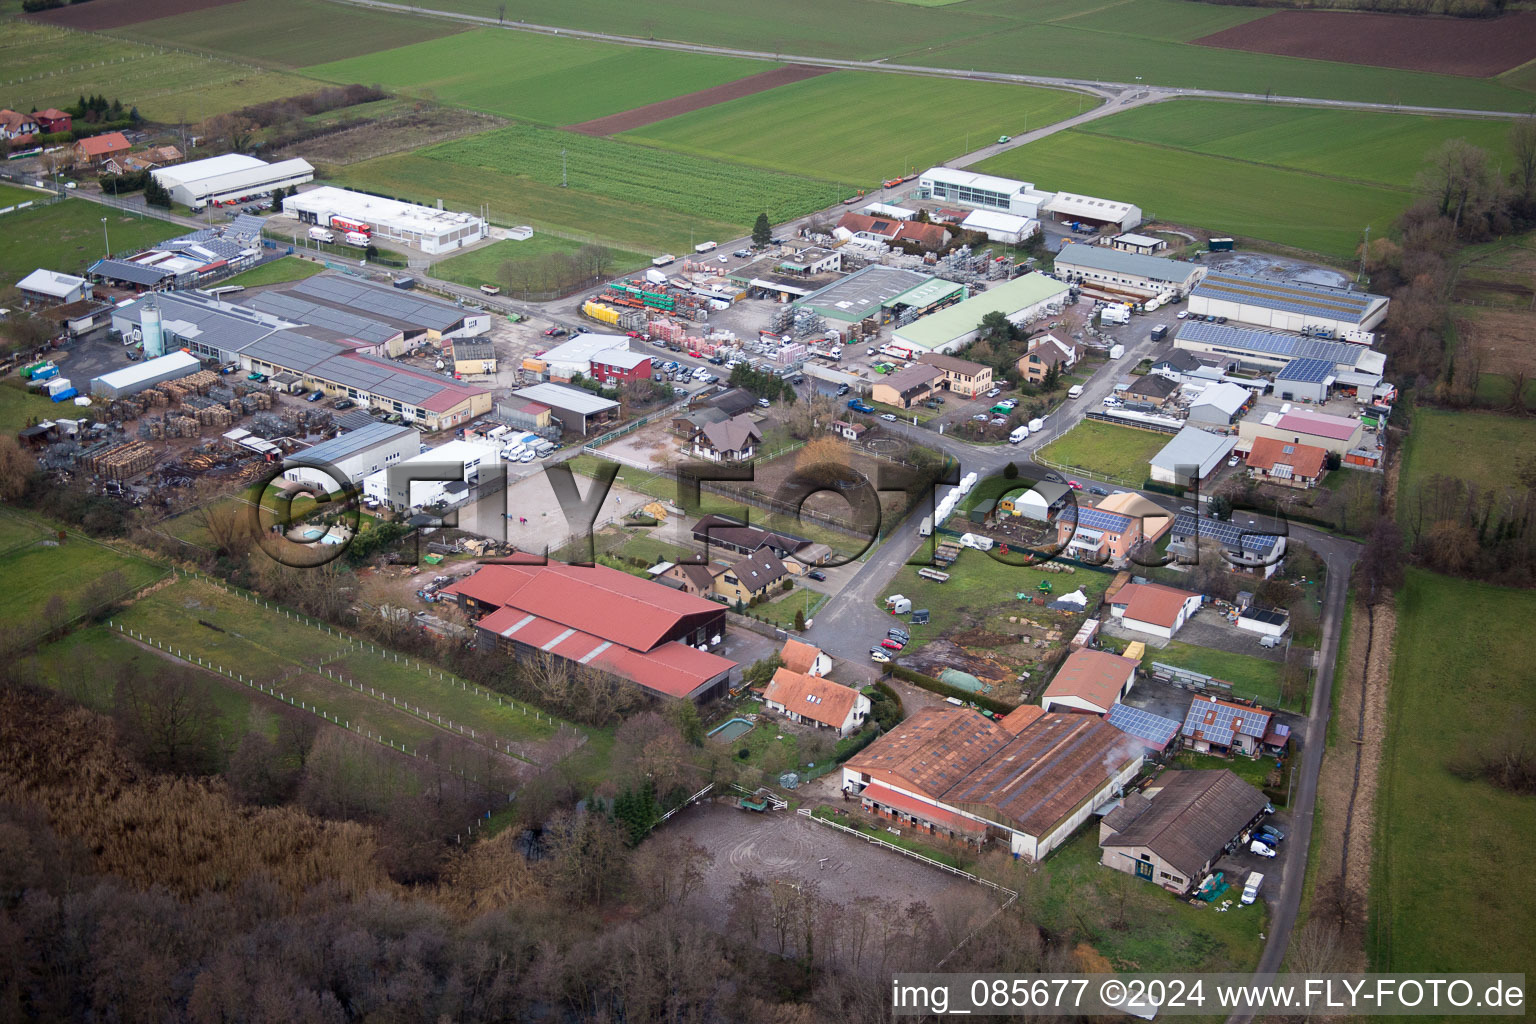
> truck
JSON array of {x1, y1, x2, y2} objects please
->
[
  {"x1": 1009, "y1": 425, "x2": 1029, "y2": 444},
  {"x1": 1109, "y1": 343, "x2": 1125, "y2": 359},
  {"x1": 918, "y1": 515, "x2": 933, "y2": 537},
  {"x1": 880, "y1": 343, "x2": 918, "y2": 362},
  {"x1": 1100, "y1": 304, "x2": 1131, "y2": 325},
  {"x1": 1067, "y1": 385, "x2": 1084, "y2": 400},
  {"x1": 846, "y1": 399, "x2": 874, "y2": 414},
  {"x1": 1027, "y1": 417, "x2": 1044, "y2": 433},
  {"x1": 1240, "y1": 871, "x2": 1264, "y2": 905},
  {"x1": 1150, "y1": 324, "x2": 1168, "y2": 342},
  {"x1": 344, "y1": 230, "x2": 370, "y2": 247},
  {"x1": 479, "y1": 284, "x2": 501, "y2": 295},
  {"x1": 693, "y1": 241, "x2": 717, "y2": 253},
  {"x1": 308, "y1": 226, "x2": 335, "y2": 244},
  {"x1": 651, "y1": 254, "x2": 676, "y2": 268},
  {"x1": 330, "y1": 216, "x2": 370, "y2": 235}
]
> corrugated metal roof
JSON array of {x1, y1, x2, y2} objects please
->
[
  {"x1": 1151, "y1": 426, "x2": 1236, "y2": 473},
  {"x1": 1054, "y1": 243, "x2": 1201, "y2": 284},
  {"x1": 512, "y1": 382, "x2": 619, "y2": 416},
  {"x1": 291, "y1": 275, "x2": 465, "y2": 332},
  {"x1": 1175, "y1": 321, "x2": 1365, "y2": 366},
  {"x1": 288, "y1": 421, "x2": 417, "y2": 466},
  {"x1": 1193, "y1": 271, "x2": 1385, "y2": 324},
  {"x1": 895, "y1": 273, "x2": 1069, "y2": 348}
]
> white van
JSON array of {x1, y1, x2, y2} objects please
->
[
  {"x1": 1067, "y1": 385, "x2": 1084, "y2": 399},
  {"x1": 918, "y1": 515, "x2": 933, "y2": 537},
  {"x1": 1241, "y1": 871, "x2": 1264, "y2": 905},
  {"x1": 1009, "y1": 425, "x2": 1029, "y2": 444}
]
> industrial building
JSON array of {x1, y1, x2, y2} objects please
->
[
  {"x1": 1188, "y1": 271, "x2": 1389, "y2": 339},
  {"x1": 535, "y1": 333, "x2": 650, "y2": 383},
  {"x1": 1040, "y1": 192, "x2": 1143, "y2": 232},
  {"x1": 1100, "y1": 769, "x2": 1269, "y2": 893},
  {"x1": 450, "y1": 339, "x2": 497, "y2": 376},
  {"x1": 444, "y1": 562, "x2": 736, "y2": 703},
  {"x1": 1149, "y1": 426, "x2": 1237, "y2": 486},
  {"x1": 241, "y1": 275, "x2": 490, "y2": 345},
  {"x1": 793, "y1": 265, "x2": 961, "y2": 336},
  {"x1": 152, "y1": 154, "x2": 314, "y2": 209},
  {"x1": 893, "y1": 272, "x2": 1069, "y2": 353},
  {"x1": 919, "y1": 167, "x2": 1054, "y2": 218},
  {"x1": 959, "y1": 209, "x2": 1038, "y2": 244},
  {"x1": 17, "y1": 269, "x2": 92, "y2": 307},
  {"x1": 283, "y1": 186, "x2": 488, "y2": 255},
  {"x1": 1238, "y1": 406, "x2": 1365, "y2": 456},
  {"x1": 1051, "y1": 243, "x2": 1205, "y2": 302},
  {"x1": 509, "y1": 383, "x2": 620, "y2": 436},
  {"x1": 283, "y1": 421, "x2": 421, "y2": 489},
  {"x1": 89, "y1": 350, "x2": 201, "y2": 400},
  {"x1": 843, "y1": 707, "x2": 1143, "y2": 859},
  {"x1": 1187, "y1": 381, "x2": 1252, "y2": 428},
  {"x1": 1173, "y1": 321, "x2": 1385, "y2": 391},
  {"x1": 362, "y1": 439, "x2": 496, "y2": 510}
]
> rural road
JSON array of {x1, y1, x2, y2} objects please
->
[{"x1": 328, "y1": 0, "x2": 1531, "y2": 120}]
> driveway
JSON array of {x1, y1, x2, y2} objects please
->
[{"x1": 1175, "y1": 609, "x2": 1288, "y2": 663}]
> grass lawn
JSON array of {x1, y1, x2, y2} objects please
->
[
  {"x1": 0, "y1": 380, "x2": 72, "y2": 437},
  {"x1": 0, "y1": 20, "x2": 328, "y2": 122},
  {"x1": 114, "y1": 0, "x2": 470, "y2": 67},
  {"x1": 0, "y1": 510, "x2": 168, "y2": 632},
  {"x1": 1171, "y1": 750, "x2": 1288, "y2": 805},
  {"x1": 1371, "y1": 570, "x2": 1536, "y2": 982},
  {"x1": 1397, "y1": 407, "x2": 1536, "y2": 500},
  {"x1": 220, "y1": 256, "x2": 324, "y2": 288},
  {"x1": 0, "y1": 200, "x2": 181, "y2": 282},
  {"x1": 1145, "y1": 640, "x2": 1287, "y2": 708},
  {"x1": 304, "y1": 29, "x2": 766, "y2": 126},
  {"x1": 1036, "y1": 420, "x2": 1169, "y2": 486},
  {"x1": 623, "y1": 71, "x2": 1082, "y2": 187},
  {"x1": 433, "y1": 235, "x2": 650, "y2": 290},
  {"x1": 0, "y1": 182, "x2": 45, "y2": 207}
]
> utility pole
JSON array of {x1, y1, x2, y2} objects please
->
[
  {"x1": 1357, "y1": 224, "x2": 1369, "y2": 283},
  {"x1": 561, "y1": 148, "x2": 567, "y2": 189},
  {"x1": 101, "y1": 217, "x2": 110, "y2": 258}
]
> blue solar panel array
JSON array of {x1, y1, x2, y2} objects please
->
[
  {"x1": 1061, "y1": 506, "x2": 1134, "y2": 533},
  {"x1": 1277, "y1": 357, "x2": 1333, "y2": 384},
  {"x1": 1172, "y1": 512, "x2": 1281, "y2": 554},
  {"x1": 1107, "y1": 702, "x2": 1180, "y2": 748},
  {"x1": 1180, "y1": 696, "x2": 1269, "y2": 740},
  {"x1": 1175, "y1": 321, "x2": 1361, "y2": 366},
  {"x1": 1192, "y1": 271, "x2": 1381, "y2": 323}
]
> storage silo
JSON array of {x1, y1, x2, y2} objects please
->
[{"x1": 141, "y1": 302, "x2": 164, "y2": 359}]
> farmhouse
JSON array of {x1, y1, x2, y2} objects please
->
[
  {"x1": 282, "y1": 421, "x2": 421, "y2": 488},
  {"x1": 1017, "y1": 333, "x2": 1078, "y2": 384},
  {"x1": 444, "y1": 561, "x2": 735, "y2": 703},
  {"x1": 72, "y1": 131, "x2": 130, "y2": 166},
  {"x1": 691, "y1": 514, "x2": 825, "y2": 563},
  {"x1": 1238, "y1": 406, "x2": 1365, "y2": 456},
  {"x1": 691, "y1": 414, "x2": 761, "y2": 463},
  {"x1": 780, "y1": 639, "x2": 832, "y2": 677},
  {"x1": 1108, "y1": 582, "x2": 1203, "y2": 639},
  {"x1": 834, "y1": 212, "x2": 950, "y2": 249},
  {"x1": 918, "y1": 167, "x2": 1055, "y2": 218},
  {"x1": 1189, "y1": 271, "x2": 1388, "y2": 339},
  {"x1": 283, "y1": 185, "x2": 488, "y2": 255},
  {"x1": 1168, "y1": 512, "x2": 1287, "y2": 578},
  {"x1": 1041, "y1": 648, "x2": 1139, "y2": 715},
  {"x1": 1245, "y1": 436, "x2": 1328, "y2": 489},
  {"x1": 1180, "y1": 695, "x2": 1273, "y2": 757},
  {"x1": 153, "y1": 154, "x2": 313, "y2": 208},
  {"x1": 843, "y1": 708, "x2": 1143, "y2": 859},
  {"x1": 1099, "y1": 769, "x2": 1269, "y2": 893},
  {"x1": 17, "y1": 269, "x2": 92, "y2": 307},
  {"x1": 959, "y1": 209, "x2": 1038, "y2": 245},
  {"x1": 1187, "y1": 381, "x2": 1251, "y2": 427},
  {"x1": 1104, "y1": 702, "x2": 1182, "y2": 755},
  {"x1": 917, "y1": 352, "x2": 993, "y2": 397},
  {"x1": 34, "y1": 108, "x2": 71, "y2": 134},
  {"x1": 509, "y1": 383, "x2": 619, "y2": 436},
  {"x1": 871, "y1": 363, "x2": 942, "y2": 409},
  {"x1": 763, "y1": 669, "x2": 869, "y2": 738},
  {"x1": 1149, "y1": 426, "x2": 1236, "y2": 486},
  {"x1": 894, "y1": 272, "x2": 1070, "y2": 354},
  {"x1": 1052, "y1": 242, "x2": 1205, "y2": 302},
  {"x1": 0, "y1": 109, "x2": 40, "y2": 140},
  {"x1": 711, "y1": 548, "x2": 789, "y2": 604}
]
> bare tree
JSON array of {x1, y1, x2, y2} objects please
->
[
  {"x1": 112, "y1": 665, "x2": 223, "y2": 775},
  {"x1": 1508, "y1": 112, "x2": 1536, "y2": 208},
  {"x1": 0, "y1": 436, "x2": 35, "y2": 502}
]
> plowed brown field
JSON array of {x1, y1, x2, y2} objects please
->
[
  {"x1": 567, "y1": 64, "x2": 831, "y2": 136},
  {"x1": 1195, "y1": 9, "x2": 1536, "y2": 77},
  {"x1": 28, "y1": 0, "x2": 244, "y2": 30}
]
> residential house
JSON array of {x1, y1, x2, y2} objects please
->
[
  {"x1": 1151, "y1": 349, "x2": 1228, "y2": 385},
  {"x1": 1180, "y1": 695, "x2": 1272, "y2": 757},
  {"x1": 708, "y1": 387, "x2": 758, "y2": 417},
  {"x1": 72, "y1": 132, "x2": 131, "y2": 166},
  {"x1": 1041, "y1": 648, "x2": 1139, "y2": 715},
  {"x1": 834, "y1": 212, "x2": 951, "y2": 250},
  {"x1": 34, "y1": 108, "x2": 72, "y2": 134},
  {"x1": 917, "y1": 351, "x2": 993, "y2": 397},
  {"x1": 692, "y1": 514, "x2": 812, "y2": 560},
  {"x1": 763, "y1": 668, "x2": 869, "y2": 738},
  {"x1": 1167, "y1": 511, "x2": 1286, "y2": 578},
  {"x1": 844, "y1": 708, "x2": 1144, "y2": 859},
  {"x1": 871, "y1": 363, "x2": 942, "y2": 409},
  {"x1": 780, "y1": 638, "x2": 832, "y2": 677},
  {"x1": 1054, "y1": 492, "x2": 1171, "y2": 566},
  {"x1": 1108, "y1": 582, "x2": 1202, "y2": 639},
  {"x1": 0, "y1": 109, "x2": 40, "y2": 140},
  {"x1": 713, "y1": 548, "x2": 790, "y2": 605},
  {"x1": 1245, "y1": 435, "x2": 1328, "y2": 489},
  {"x1": 1017, "y1": 333, "x2": 1077, "y2": 384},
  {"x1": 1121, "y1": 373, "x2": 1179, "y2": 407},
  {"x1": 1149, "y1": 426, "x2": 1236, "y2": 487},
  {"x1": 829, "y1": 419, "x2": 868, "y2": 442},
  {"x1": 1099, "y1": 769, "x2": 1269, "y2": 893},
  {"x1": 662, "y1": 561, "x2": 718, "y2": 597},
  {"x1": 692, "y1": 414, "x2": 761, "y2": 463},
  {"x1": 671, "y1": 406, "x2": 728, "y2": 437}
]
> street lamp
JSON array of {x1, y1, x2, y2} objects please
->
[{"x1": 101, "y1": 217, "x2": 110, "y2": 258}]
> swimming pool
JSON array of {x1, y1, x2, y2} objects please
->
[
  {"x1": 708, "y1": 718, "x2": 754, "y2": 742},
  {"x1": 294, "y1": 526, "x2": 345, "y2": 545}
]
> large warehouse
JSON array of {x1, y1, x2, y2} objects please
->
[
  {"x1": 283, "y1": 186, "x2": 489, "y2": 255},
  {"x1": 919, "y1": 167, "x2": 1054, "y2": 218},
  {"x1": 283, "y1": 421, "x2": 422, "y2": 488},
  {"x1": 793, "y1": 265, "x2": 961, "y2": 336},
  {"x1": 1052, "y1": 242, "x2": 1206, "y2": 302},
  {"x1": 1173, "y1": 321, "x2": 1386, "y2": 386},
  {"x1": 89, "y1": 350, "x2": 201, "y2": 399},
  {"x1": 1041, "y1": 192, "x2": 1143, "y2": 232},
  {"x1": 152, "y1": 154, "x2": 314, "y2": 209},
  {"x1": 1188, "y1": 271, "x2": 1389, "y2": 339},
  {"x1": 893, "y1": 272, "x2": 1070, "y2": 353}
]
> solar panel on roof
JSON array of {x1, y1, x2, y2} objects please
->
[
  {"x1": 1181, "y1": 697, "x2": 1268, "y2": 740},
  {"x1": 1276, "y1": 358, "x2": 1332, "y2": 384},
  {"x1": 1172, "y1": 512, "x2": 1280, "y2": 553},
  {"x1": 1106, "y1": 703, "x2": 1180, "y2": 747},
  {"x1": 1175, "y1": 321, "x2": 1360, "y2": 366},
  {"x1": 1193, "y1": 272, "x2": 1381, "y2": 323},
  {"x1": 1063, "y1": 506, "x2": 1133, "y2": 533}
]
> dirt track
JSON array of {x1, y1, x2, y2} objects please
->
[
  {"x1": 1195, "y1": 10, "x2": 1536, "y2": 77},
  {"x1": 28, "y1": 0, "x2": 244, "y2": 30},
  {"x1": 565, "y1": 64, "x2": 831, "y2": 135}
]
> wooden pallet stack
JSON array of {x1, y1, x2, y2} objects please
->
[{"x1": 80, "y1": 440, "x2": 156, "y2": 480}]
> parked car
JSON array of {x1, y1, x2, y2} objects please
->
[
  {"x1": 1258, "y1": 824, "x2": 1287, "y2": 843},
  {"x1": 1227, "y1": 455, "x2": 1241, "y2": 467},
  {"x1": 986, "y1": 387, "x2": 1001, "y2": 398},
  {"x1": 972, "y1": 414, "x2": 990, "y2": 422},
  {"x1": 543, "y1": 327, "x2": 566, "y2": 337},
  {"x1": 1088, "y1": 486, "x2": 1108, "y2": 496},
  {"x1": 1177, "y1": 310, "x2": 1189, "y2": 319},
  {"x1": 836, "y1": 384, "x2": 850, "y2": 397},
  {"x1": 806, "y1": 570, "x2": 827, "y2": 582},
  {"x1": 733, "y1": 250, "x2": 750, "y2": 259},
  {"x1": 887, "y1": 628, "x2": 909, "y2": 642},
  {"x1": 1217, "y1": 316, "x2": 1228, "y2": 324},
  {"x1": 332, "y1": 398, "x2": 355, "y2": 410},
  {"x1": 1067, "y1": 480, "x2": 1083, "y2": 490},
  {"x1": 880, "y1": 413, "x2": 896, "y2": 422},
  {"x1": 990, "y1": 417, "x2": 1007, "y2": 427},
  {"x1": 880, "y1": 637, "x2": 905, "y2": 651},
  {"x1": 1249, "y1": 840, "x2": 1277, "y2": 859},
  {"x1": 305, "y1": 391, "x2": 324, "y2": 403},
  {"x1": 869, "y1": 649, "x2": 891, "y2": 663}
]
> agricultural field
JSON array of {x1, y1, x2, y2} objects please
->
[
  {"x1": 112, "y1": 0, "x2": 469, "y2": 67},
  {"x1": 1036, "y1": 421, "x2": 1170, "y2": 486},
  {"x1": 0, "y1": 20, "x2": 327, "y2": 122},
  {"x1": 220, "y1": 256, "x2": 324, "y2": 287},
  {"x1": 338, "y1": 126, "x2": 844, "y2": 255},
  {"x1": 0, "y1": 200, "x2": 180, "y2": 282},
  {"x1": 0, "y1": 511, "x2": 168, "y2": 633},
  {"x1": 880, "y1": 548, "x2": 1114, "y2": 640},
  {"x1": 432, "y1": 235, "x2": 649, "y2": 291},
  {"x1": 303, "y1": 30, "x2": 765, "y2": 126},
  {"x1": 1372, "y1": 570, "x2": 1536, "y2": 980},
  {"x1": 419, "y1": 0, "x2": 1536, "y2": 109},
  {"x1": 1397, "y1": 407, "x2": 1536, "y2": 500},
  {"x1": 623, "y1": 71, "x2": 1083, "y2": 186}
]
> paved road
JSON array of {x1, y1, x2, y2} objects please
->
[{"x1": 329, "y1": 0, "x2": 1529, "y2": 120}]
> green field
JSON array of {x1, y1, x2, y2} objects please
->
[
  {"x1": 0, "y1": 199, "x2": 180, "y2": 282},
  {"x1": 1036, "y1": 421, "x2": 1170, "y2": 485},
  {"x1": 114, "y1": 0, "x2": 469, "y2": 67},
  {"x1": 337, "y1": 125, "x2": 843, "y2": 254},
  {"x1": 0, "y1": 182, "x2": 45, "y2": 208},
  {"x1": 1144, "y1": 640, "x2": 1287, "y2": 708},
  {"x1": 417, "y1": 0, "x2": 1536, "y2": 110},
  {"x1": 1398, "y1": 407, "x2": 1536, "y2": 498},
  {"x1": 0, "y1": 510, "x2": 168, "y2": 634},
  {"x1": 880, "y1": 547, "x2": 1115, "y2": 639},
  {"x1": 304, "y1": 29, "x2": 766, "y2": 126},
  {"x1": 1372, "y1": 571, "x2": 1536, "y2": 983},
  {"x1": 0, "y1": 20, "x2": 327, "y2": 122},
  {"x1": 432, "y1": 234, "x2": 649, "y2": 290},
  {"x1": 220, "y1": 256, "x2": 325, "y2": 288},
  {"x1": 0, "y1": 380, "x2": 71, "y2": 437},
  {"x1": 623, "y1": 71, "x2": 1083, "y2": 186}
]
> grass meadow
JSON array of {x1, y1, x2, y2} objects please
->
[
  {"x1": 1036, "y1": 421, "x2": 1170, "y2": 485},
  {"x1": 0, "y1": 182, "x2": 44, "y2": 208},
  {"x1": 0, "y1": 20, "x2": 325, "y2": 122},
  {"x1": 220, "y1": 256, "x2": 325, "y2": 287},
  {"x1": 0, "y1": 510, "x2": 168, "y2": 633},
  {"x1": 303, "y1": 29, "x2": 765, "y2": 126},
  {"x1": 432, "y1": 235, "x2": 649, "y2": 290},
  {"x1": 0, "y1": 200, "x2": 180, "y2": 282},
  {"x1": 1371, "y1": 570, "x2": 1536, "y2": 982},
  {"x1": 1143, "y1": 640, "x2": 1286, "y2": 708},
  {"x1": 623, "y1": 71, "x2": 1083, "y2": 186},
  {"x1": 1397, "y1": 407, "x2": 1536, "y2": 498},
  {"x1": 111, "y1": 0, "x2": 469, "y2": 67}
]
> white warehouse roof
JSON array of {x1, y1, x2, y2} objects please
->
[
  {"x1": 922, "y1": 166, "x2": 1051, "y2": 201},
  {"x1": 961, "y1": 209, "x2": 1036, "y2": 234},
  {"x1": 17, "y1": 269, "x2": 88, "y2": 298},
  {"x1": 283, "y1": 186, "x2": 485, "y2": 237},
  {"x1": 153, "y1": 154, "x2": 266, "y2": 187},
  {"x1": 153, "y1": 156, "x2": 314, "y2": 201},
  {"x1": 1043, "y1": 192, "x2": 1140, "y2": 222},
  {"x1": 90, "y1": 350, "x2": 200, "y2": 391}
]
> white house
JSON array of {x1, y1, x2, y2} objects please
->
[
  {"x1": 1108, "y1": 582, "x2": 1203, "y2": 640},
  {"x1": 780, "y1": 639, "x2": 832, "y2": 677},
  {"x1": 763, "y1": 668, "x2": 870, "y2": 738}
]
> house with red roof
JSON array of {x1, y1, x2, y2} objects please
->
[
  {"x1": 1239, "y1": 405, "x2": 1365, "y2": 456},
  {"x1": 442, "y1": 561, "x2": 736, "y2": 703},
  {"x1": 780, "y1": 639, "x2": 831, "y2": 677},
  {"x1": 1245, "y1": 435, "x2": 1328, "y2": 489},
  {"x1": 1108, "y1": 582, "x2": 1203, "y2": 639},
  {"x1": 72, "y1": 131, "x2": 131, "y2": 166},
  {"x1": 834, "y1": 212, "x2": 951, "y2": 250},
  {"x1": 34, "y1": 108, "x2": 72, "y2": 134},
  {"x1": 1041, "y1": 648, "x2": 1140, "y2": 715},
  {"x1": 763, "y1": 668, "x2": 869, "y2": 737},
  {"x1": 0, "y1": 109, "x2": 40, "y2": 141}
]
